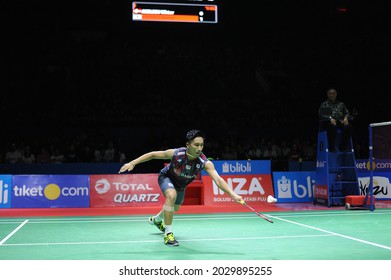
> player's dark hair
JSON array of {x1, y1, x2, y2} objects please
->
[{"x1": 185, "y1": 129, "x2": 205, "y2": 143}]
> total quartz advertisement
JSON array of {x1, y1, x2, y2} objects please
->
[{"x1": 90, "y1": 174, "x2": 164, "y2": 207}]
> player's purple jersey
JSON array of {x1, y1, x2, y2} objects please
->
[{"x1": 159, "y1": 147, "x2": 209, "y2": 190}]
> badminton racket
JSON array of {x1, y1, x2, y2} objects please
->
[{"x1": 241, "y1": 201, "x2": 274, "y2": 223}]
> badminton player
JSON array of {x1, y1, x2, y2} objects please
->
[{"x1": 118, "y1": 129, "x2": 243, "y2": 246}]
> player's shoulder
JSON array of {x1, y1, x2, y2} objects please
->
[
  {"x1": 172, "y1": 147, "x2": 187, "y2": 157},
  {"x1": 203, "y1": 159, "x2": 215, "y2": 172},
  {"x1": 199, "y1": 152, "x2": 209, "y2": 161},
  {"x1": 199, "y1": 153, "x2": 211, "y2": 167},
  {"x1": 175, "y1": 147, "x2": 186, "y2": 153}
]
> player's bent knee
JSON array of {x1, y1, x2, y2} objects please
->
[{"x1": 163, "y1": 205, "x2": 174, "y2": 212}]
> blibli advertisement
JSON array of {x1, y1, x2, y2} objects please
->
[
  {"x1": 0, "y1": 175, "x2": 12, "y2": 208},
  {"x1": 272, "y1": 172, "x2": 315, "y2": 203},
  {"x1": 11, "y1": 175, "x2": 90, "y2": 208},
  {"x1": 203, "y1": 160, "x2": 271, "y2": 175}
]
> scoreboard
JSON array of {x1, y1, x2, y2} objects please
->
[{"x1": 131, "y1": 0, "x2": 219, "y2": 24}]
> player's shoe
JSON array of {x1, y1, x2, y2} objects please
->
[
  {"x1": 164, "y1": 232, "x2": 179, "y2": 246},
  {"x1": 148, "y1": 216, "x2": 165, "y2": 232}
]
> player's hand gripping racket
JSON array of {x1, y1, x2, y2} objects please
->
[{"x1": 240, "y1": 199, "x2": 274, "y2": 223}]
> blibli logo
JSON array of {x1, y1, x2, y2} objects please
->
[
  {"x1": 277, "y1": 176, "x2": 292, "y2": 198},
  {"x1": 316, "y1": 160, "x2": 326, "y2": 168},
  {"x1": 222, "y1": 162, "x2": 252, "y2": 173},
  {"x1": 0, "y1": 180, "x2": 10, "y2": 204},
  {"x1": 277, "y1": 175, "x2": 314, "y2": 199}
]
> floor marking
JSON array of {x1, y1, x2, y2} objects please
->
[
  {"x1": 0, "y1": 219, "x2": 29, "y2": 245},
  {"x1": 1, "y1": 233, "x2": 332, "y2": 246},
  {"x1": 270, "y1": 215, "x2": 391, "y2": 251}
]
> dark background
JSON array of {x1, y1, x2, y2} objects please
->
[{"x1": 2, "y1": 0, "x2": 390, "y2": 163}]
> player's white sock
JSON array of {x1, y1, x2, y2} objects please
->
[{"x1": 165, "y1": 225, "x2": 172, "y2": 235}]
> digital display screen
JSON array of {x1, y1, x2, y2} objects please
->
[{"x1": 132, "y1": 1, "x2": 218, "y2": 24}]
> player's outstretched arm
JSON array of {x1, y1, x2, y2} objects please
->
[
  {"x1": 204, "y1": 161, "x2": 243, "y2": 203},
  {"x1": 118, "y1": 149, "x2": 174, "y2": 173}
]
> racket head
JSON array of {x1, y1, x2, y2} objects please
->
[
  {"x1": 254, "y1": 211, "x2": 274, "y2": 223},
  {"x1": 241, "y1": 201, "x2": 274, "y2": 223}
]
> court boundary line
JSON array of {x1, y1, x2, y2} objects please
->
[
  {"x1": 1, "y1": 209, "x2": 390, "y2": 224},
  {"x1": 2, "y1": 211, "x2": 391, "y2": 251},
  {"x1": 270, "y1": 215, "x2": 391, "y2": 251},
  {"x1": 0, "y1": 219, "x2": 29, "y2": 246},
  {"x1": 1, "y1": 233, "x2": 333, "y2": 246}
]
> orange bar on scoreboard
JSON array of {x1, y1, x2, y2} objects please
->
[
  {"x1": 205, "y1": 6, "x2": 216, "y2": 11},
  {"x1": 141, "y1": 14, "x2": 199, "y2": 22}
]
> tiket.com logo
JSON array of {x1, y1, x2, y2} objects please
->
[
  {"x1": 13, "y1": 184, "x2": 89, "y2": 200},
  {"x1": 0, "y1": 180, "x2": 10, "y2": 204}
]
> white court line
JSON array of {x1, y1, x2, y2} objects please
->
[
  {"x1": 2, "y1": 210, "x2": 390, "y2": 224},
  {"x1": 1, "y1": 233, "x2": 332, "y2": 246},
  {"x1": 2, "y1": 212, "x2": 391, "y2": 251},
  {"x1": 269, "y1": 215, "x2": 391, "y2": 251},
  {"x1": 0, "y1": 219, "x2": 29, "y2": 245},
  {"x1": 2, "y1": 215, "x2": 273, "y2": 224},
  {"x1": 273, "y1": 209, "x2": 391, "y2": 218}
]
